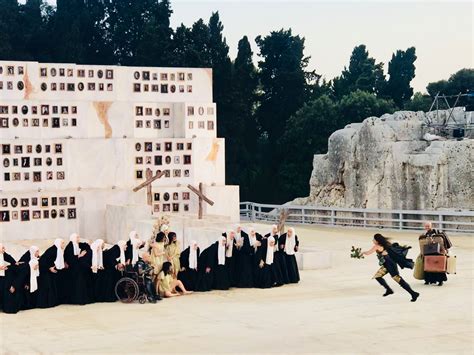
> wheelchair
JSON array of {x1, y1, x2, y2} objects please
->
[{"x1": 115, "y1": 263, "x2": 154, "y2": 304}]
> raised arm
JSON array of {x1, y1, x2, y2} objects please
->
[{"x1": 362, "y1": 245, "x2": 378, "y2": 256}]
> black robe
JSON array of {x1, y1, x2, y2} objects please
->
[
  {"x1": 97, "y1": 245, "x2": 122, "y2": 302},
  {"x1": 235, "y1": 233, "x2": 255, "y2": 288},
  {"x1": 2, "y1": 263, "x2": 30, "y2": 314},
  {"x1": 177, "y1": 246, "x2": 200, "y2": 291},
  {"x1": 0, "y1": 252, "x2": 16, "y2": 309},
  {"x1": 279, "y1": 233, "x2": 300, "y2": 284},
  {"x1": 64, "y1": 242, "x2": 93, "y2": 305},
  {"x1": 125, "y1": 239, "x2": 144, "y2": 266},
  {"x1": 195, "y1": 245, "x2": 215, "y2": 292},
  {"x1": 266, "y1": 233, "x2": 288, "y2": 285},
  {"x1": 254, "y1": 238, "x2": 276, "y2": 288},
  {"x1": 209, "y1": 242, "x2": 230, "y2": 290},
  {"x1": 36, "y1": 246, "x2": 64, "y2": 308},
  {"x1": 18, "y1": 251, "x2": 32, "y2": 263},
  {"x1": 224, "y1": 237, "x2": 237, "y2": 287}
]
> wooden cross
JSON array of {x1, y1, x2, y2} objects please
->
[
  {"x1": 133, "y1": 168, "x2": 166, "y2": 206},
  {"x1": 187, "y1": 183, "x2": 214, "y2": 219},
  {"x1": 277, "y1": 209, "x2": 290, "y2": 234}
]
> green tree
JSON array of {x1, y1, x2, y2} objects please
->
[
  {"x1": 332, "y1": 44, "x2": 386, "y2": 99},
  {"x1": 338, "y1": 90, "x2": 396, "y2": 127},
  {"x1": 0, "y1": 0, "x2": 22, "y2": 59},
  {"x1": 406, "y1": 92, "x2": 432, "y2": 112},
  {"x1": 383, "y1": 47, "x2": 417, "y2": 107},
  {"x1": 279, "y1": 95, "x2": 339, "y2": 201},
  {"x1": 255, "y1": 29, "x2": 314, "y2": 202},
  {"x1": 136, "y1": 0, "x2": 174, "y2": 66},
  {"x1": 227, "y1": 36, "x2": 259, "y2": 199},
  {"x1": 427, "y1": 69, "x2": 474, "y2": 110}
]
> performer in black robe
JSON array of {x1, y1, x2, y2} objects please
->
[
  {"x1": 22, "y1": 259, "x2": 40, "y2": 310},
  {"x1": 255, "y1": 236, "x2": 277, "y2": 288},
  {"x1": 362, "y1": 233, "x2": 419, "y2": 302},
  {"x1": 235, "y1": 229, "x2": 256, "y2": 288},
  {"x1": 90, "y1": 239, "x2": 108, "y2": 302},
  {"x1": 0, "y1": 243, "x2": 17, "y2": 309},
  {"x1": 419, "y1": 222, "x2": 450, "y2": 286},
  {"x1": 126, "y1": 231, "x2": 144, "y2": 267},
  {"x1": 279, "y1": 227, "x2": 300, "y2": 284},
  {"x1": 177, "y1": 241, "x2": 200, "y2": 291},
  {"x1": 100, "y1": 240, "x2": 127, "y2": 302},
  {"x1": 212, "y1": 236, "x2": 230, "y2": 290},
  {"x1": 265, "y1": 225, "x2": 288, "y2": 286},
  {"x1": 36, "y1": 238, "x2": 66, "y2": 308},
  {"x1": 195, "y1": 243, "x2": 214, "y2": 292},
  {"x1": 18, "y1": 245, "x2": 40, "y2": 264},
  {"x1": 232, "y1": 226, "x2": 244, "y2": 286},
  {"x1": 2, "y1": 262, "x2": 29, "y2": 314},
  {"x1": 224, "y1": 231, "x2": 237, "y2": 287},
  {"x1": 64, "y1": 234, "x2": 93, "y2": 305}
]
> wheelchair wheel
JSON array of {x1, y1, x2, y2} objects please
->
[
  {"x1": 138, "y1": 294, "x2": 147, "y2": 304},
  {"x1": 115, "y1": 277, "x2": 139, "y2": 303}
]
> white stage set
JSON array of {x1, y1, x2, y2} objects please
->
[{"x1": 0, "y1": 61, "x2": 327, "y2": 270}]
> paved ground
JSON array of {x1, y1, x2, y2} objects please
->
[{"x1": 0, "y1": 224, "x2": 472, "y2": 354}]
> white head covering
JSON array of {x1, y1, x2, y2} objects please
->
[
  {"x1": 271, "y1": 224, "x2": 279, "y2": 236},
  {"x1": 249, "y1": 229, "x2": 257, "y2": 247},
  {"x1": 91, "y1": 239, "x2": 104, "y2": 273},
  {"x1": 29, "y1": 259, "x2": 40, "y2": 293},
  {"x1": 226, "y1": 231, "x2": 234, "y2": 257},
  {"x1": 161, "y1": 224, "x2": 169, "y2": 233},
  {"x1": 266, "y1": 236, "x2": 275, "y2": 264},
  {"x1": 117, "y1": 240, "x2": 127, "y2": 265},
  {"x1": 218, "y1": 236, "x2": 226, "y2": 265},
  {"x1": 234, "y1": 224, "x2": 242, "y2": 244},
  {"x1": 54, "y1": 239, "x2": 65, "y2": 270},
  {"x1": 189, "y1": 240, "x2": 198, "y2": 270},
  {"x1": 130, "y1": 231, "x2": 142, "y2": 265},
  {"x1": 69, "y1": 233, "x2": 80, "y2": 256},
  {"x1": 29, "y1": 246, "x2": 39, "y2": 260},
  {"x1": 284, "y1": 228, "x2": 296, "y2": 255},
  {"x1": 0, "y1": 243, "x2": 5, "y2": 277}
]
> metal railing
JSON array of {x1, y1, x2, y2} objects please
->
[{"x1": 240, "y1": 202, "x2": 474, "y2": 234}]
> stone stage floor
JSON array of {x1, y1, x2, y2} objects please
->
[{"x1": 0, "y1": 224, "x2": 472, "y2": 354}]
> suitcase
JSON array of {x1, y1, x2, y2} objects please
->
[
  {"x1": 446, "y1": 255, "x2": 457, "y2": 274},
  {"x1": 424, "y1": 255, "x2": 447, "y2": 273},
  {"x1": 423, "y1": 242, "x2": 441, "y2": 255}
]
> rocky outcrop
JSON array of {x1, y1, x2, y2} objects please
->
[{"x1": 292, "y1": 108, "x2": 473, "y2": 211}]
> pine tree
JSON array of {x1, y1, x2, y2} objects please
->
[{"x1": 384, "y1": 47, "x2": 417, "y2": 107}]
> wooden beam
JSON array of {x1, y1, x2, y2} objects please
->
[
  {"x1": 133, "y1": 170, "x2": 166, "y2": 192},
  {"x1": 187, "y1": 184, "x2": 214, "y2": 206}
]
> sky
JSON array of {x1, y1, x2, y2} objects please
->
[
  {"x1": 41, "y1": 0, "x2": 473, "y2": 93},
  {"x1": 169, "y1": 0, "x2": 473, "y2": 93}
]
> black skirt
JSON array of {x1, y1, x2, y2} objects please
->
[
  {"x1": 285, "y1": 254, "x2": 300, "y2": 283},
  {"x1": 178, "y1": 268, "x2": 198, "y2": 291}
]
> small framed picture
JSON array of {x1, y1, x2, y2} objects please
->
[
  {"x1": 174, "y1": 156, "x2": 180, "y2": 164},
  {"x1": 55, "y1": 144, "x2": 62, "y2": 153},
  {"x1": 1, "y1": 199, "x2": 7, "y2": 207},
  {"x1": 57, "y1": 158, "x2": 63, "y2": 166},
  {"x1": 46, "y1": 171, "x2": 53, "y2": 180},
  {"x1": 153, "y1": 204, "x2": 160, "y2": 212},
  {"x1": 154, "y1": 193, "x2": 160, "y2": 201},
  {"x1": 12, "y1": 211, "x2": 19, "y2": 220},
  {"x1": 33, "y1": 171, "x2": 42, "y2": 182},
  {"x1": 51, "y1": 209, "x2": 57, "y2": 219},
  {"x1": 21, "y1": 198, "x2": 29, "y2": 207},
  {"x1": 172, "y1": 203, "x2": 179, "y2": 212},
  {"x1": 163, "y1": 204, "x2": 170, "y2": 212},
  {"x1": 51, "y1": 197, "x2": 57, "y2": 206},
  {"x1": 32, "y1": 211, "x2": 41, "y2": 220},
  {"x1": 0, "y1": 211, "x2": 11, "y2": 222},
  {"x1": 53, "y1": 117, "x2": 61, "y2": 128},
  {"x1": 32, "y1": 198, "x2": 38, "y2": 206},
  {"x1": 135, "y1": 157, "x2": 143, "y2": 164},
  {"x1": 21, "y1": 210, "x2": 30, "y2": 222},
  {"x1": 57, "y1": 171, "x2": 65, "y2": 180},
  {"x1": 41, "y1": 197, "x2": 49, "y2": 207},
  {"x1": 136, "y1": 170, "x2": 143, "y2": 179},
  {"x1": 106, "y1": 69, "x2": 113, "y2": 79},
  {"x1": 59, "y1": 209, "x2": 65, "y2": 218},
  {"x1": 68, "y1": 208, "x2": 76, "y2": 219},
  {"x1": 43, "y1": 210, "x2": 49, "y2": 219},
  {"x1": 69, "y1": 197, "x2": 75, "y2": 205},
  {"x1": 183, "y1": 192, "x2": 190, "y2": 200},
  {"x1": 144, "y1": 142, "x2": 153, "y2": 152}
]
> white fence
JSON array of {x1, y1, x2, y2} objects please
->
[{"x1": 240, "y1": 202, "x2": 474, "y2": 234}]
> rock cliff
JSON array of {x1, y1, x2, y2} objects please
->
[{"x1": 292, "y1": 108, "x2": 473, "y2": 211}]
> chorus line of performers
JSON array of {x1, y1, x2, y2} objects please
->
[{"x1": 0, "y1": 225, "x2": 300, "y2": 314}]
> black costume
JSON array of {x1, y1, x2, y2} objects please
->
[
  {"x1": 235, "y1": 232, "x2": 255, "y2": 288},
  {"x1": 64, "y1": 242, "x2": 93, "y2": 305},
  {"x1": 373, "y1": 244, "x2": 419, "y2": 302},
  {"x1": 266, "y1": 233, "x2": 288, "y2": 285},
  {"x1": 36, "y1": 245, "x2": 63, "y2": 308},
  {"x1": 279, "y1": 233, "x2": 300, "y2": 284},
  {"x1": 2, "y1": 263, "x2": 30, "y2": 314},
  {"x1": 0, "y1": 252, "x2": 16, "y2": 309},
  {"x1": 98, "y1": 245, "x2": 122, "y2": 302},
  {"x1": 178, "y1": 246, "x2": 200, "y2": 291},
  {"x1": 195, "y1": 245, "x2": 214, "y2": 292}
]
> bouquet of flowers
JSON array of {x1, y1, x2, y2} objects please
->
[{"x1": 350, "y1": 246, "x2": 364, "y2": 259}]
